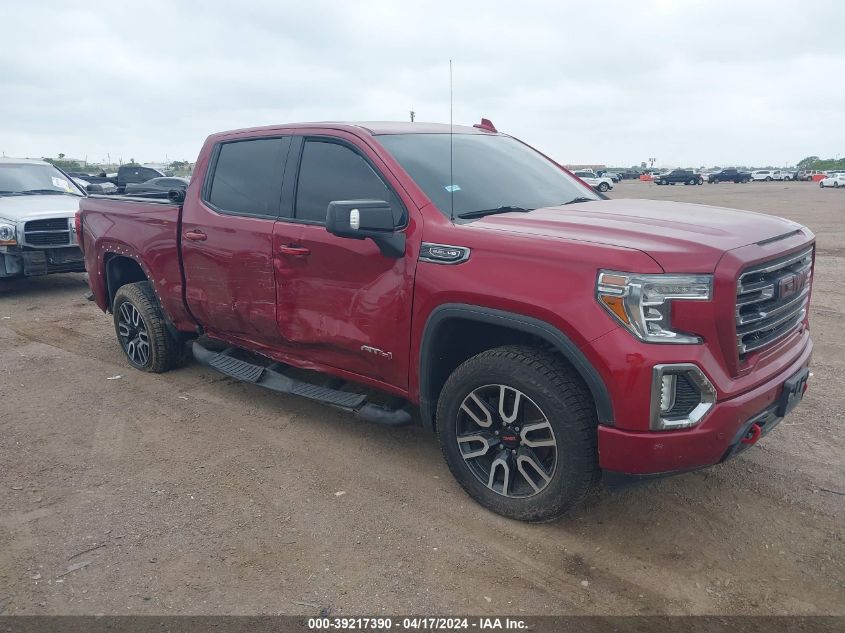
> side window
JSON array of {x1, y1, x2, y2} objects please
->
[
  {"x1": 140, "y1": 168, "x2": 158, "y2": 180},
  {"x1": 295, "y1": 140, "x2": 401, "y2": 224},
  {"x1": 206, "y1": 137, "x2": 290, "y2": 217}
]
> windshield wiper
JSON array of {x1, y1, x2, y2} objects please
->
[
  {"x1": 0, "y1": 190, "x2": 25, "y2": 196},
  {"x1": 20, "y1": 189, "x2": 81, "y2": 197},
  {"x1": 457, "y1": 205, "x2": 534, "y2": 219},
  {"x1": 561, "y1": 197, "x2": 597, "y2": 205}
]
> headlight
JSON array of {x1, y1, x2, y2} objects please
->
[
  {"x1": 0, "y1": 223, "x2": 16, "y2": 245},
  {"x1": 596, "y1": 271, "x2": 712, "y2": 343}
]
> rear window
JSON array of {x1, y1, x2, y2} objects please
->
[{"x1": 206, "y1": 137, "x2": 291, "y2": 217}]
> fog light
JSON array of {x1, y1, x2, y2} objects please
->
[
  {"x1": 650, "y1": 364, "x2": 716, "y2": 430},
  {"x1": 659, "y1": 375, "x2": 677, "y2": 413}
]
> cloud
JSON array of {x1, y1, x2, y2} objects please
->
[{"x1": 1, "y1": 0, "x2": 842, "y2": 167}]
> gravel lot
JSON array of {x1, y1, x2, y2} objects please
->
[{"x1": 1, "y1": 180, "x2": 842, "y2": 616}]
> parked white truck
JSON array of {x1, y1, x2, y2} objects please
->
[{"x1": 0, "y1": 158, "x2": 87, "y2": 279}]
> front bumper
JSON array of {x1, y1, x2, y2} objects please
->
[
  {"x1": 597, "y1": 337, "x2": 812, "y2": 477},
  {"x1": 0, "y1": 246, "x2": 85, "y2": 277}
]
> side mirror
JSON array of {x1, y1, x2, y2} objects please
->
[
  {"x1": 326, "y1": 200, "x2": 405, "y2": 258},
  {"x1": 86, "y1": 184, "x2": 99, "y2": 193}
]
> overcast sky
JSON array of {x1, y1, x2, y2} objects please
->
[{"x1": 2, "y1": 0, "x2": 842, "y2": 168}]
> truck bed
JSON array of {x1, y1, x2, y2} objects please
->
[{"x1": 78, "y1": 195, "x2": 195, "y2": 331}]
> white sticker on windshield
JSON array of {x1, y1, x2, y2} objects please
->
[
  {"x1": 52, "y1": 176, "x2": 71, "y2": 191},
  {"x1": 444, "y1": 184, "x2": 461, "y2": 192}
]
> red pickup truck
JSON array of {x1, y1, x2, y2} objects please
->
[{"x1": 77, "y1": 120, "x2": 814, "y2": 521}]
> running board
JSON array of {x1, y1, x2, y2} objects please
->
[{"x1": 191, "y1": 342, "x2": 412, "y2": 426}]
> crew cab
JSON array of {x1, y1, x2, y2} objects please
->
[
  {"x1": 655, "y1": 169, "x2": 704, "y2": 185},
  {"x1": 78, "y1": 120, "x2": 815, "y2": 522},
  {"x1": 707, "y1": 168, "x2": 752, "y2": 184},
  {"x1": 0, "y1": 158, "x2": 87, "y2": 278}
]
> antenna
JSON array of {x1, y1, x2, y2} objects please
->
[{"x1": 449, "y1": 59, "x2": 454, "y2": 223}]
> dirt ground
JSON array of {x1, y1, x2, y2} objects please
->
[{"x1": 0, "y1": 180, "x2": 842, "y2": 616}]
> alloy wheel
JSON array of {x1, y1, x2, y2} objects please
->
[
  {"x1": 117, "y1": 301, "x2": 150, "y2": 366},
  {"x1": 455, "y1": 384, "x2": 558, "y2": 498}
]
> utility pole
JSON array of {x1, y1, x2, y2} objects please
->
[{"x1": 410, "y1": 109, "x2": 415, "y2": 123}]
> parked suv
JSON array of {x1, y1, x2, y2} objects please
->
[
  {"x1": 0, "y1": 158, "x2": 87, "y2": 278},
  {"x1": 798, "y1": 170, "x2": 825, "y2": 181},
  {"x1": 655, "y1": 169, "x2": 704, "y2": 185},
  {"x1": 78, "y1": 120, "x2": 814, "y2": 522},
  {"x1": 573, "y1": 170, "x2": 614, "y2": 192}
]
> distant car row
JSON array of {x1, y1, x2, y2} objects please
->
[
  {"x1": 67, "y1": 164, "x2": 189, "y2": 195},
  {"x1": 70, "y1": 170, "x2": 189, "y2": 198}
]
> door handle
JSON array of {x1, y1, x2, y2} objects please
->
[
  {"x1": 278, "y1": 244, "x2": 310, "y2": 257},
  {"x1": 184, "y1": 230, "x2": 207, "y2": 242}
]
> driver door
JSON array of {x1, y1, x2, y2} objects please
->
[{"x1": 273, "y1": 135, "x2": 419, "y2": 390}]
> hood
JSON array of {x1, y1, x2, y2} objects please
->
[
  {"x1": 0, "y1": 194, "x2": 83, "y2": 223},
  {"x1": 469, "y1": 198, "x2": 804, "y2": 272}
]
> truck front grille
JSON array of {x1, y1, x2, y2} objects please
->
[
  {"x1": 24, "y1": 218, "x2": 71, "y2": 246},
  {"x1": 736, "y1": 247, "x2": 813, "y2": 358}
]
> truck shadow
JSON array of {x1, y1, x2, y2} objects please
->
[{"x1": 0, "y1": 273, "x2": 89, "y2": 301}]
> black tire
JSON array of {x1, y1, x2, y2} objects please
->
[
  {"x1": 597, "y1": 182, "x2": 610, "y2": 192},
  {"x1": 766, "y1": 176, "x2": 772, "y2": 181},
  {"x1": 819, "y1": 182, "x2": 824, "y2": 188},
  {"x1": 743, "y1": 178, "x2": 750, "y2": 183},
  {"x1": 112, "y1": 281, "x2": 189, "y2": 373},
  {"x1": 436, "y1": 346, "x2": 599, "y2": 522},
  {"x1": 834, "y1": 182, "x2": 840, "y2": 188},
  {"x1": 697, "y1": 178, "x2": 704, "y2": 185},
  {"x1": 659, "y1": 179, "x2": 667, "y2": 186},
  {"x1": 687, "y1": 178, "x2": 696, "y2": 185}
]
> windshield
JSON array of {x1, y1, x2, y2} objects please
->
[
  {"x1": 377, "y1": 133, "x2": 598, "y2": 219},
  {"x1": 0, "y1": 163, "x2": 84, "y2": 196}
]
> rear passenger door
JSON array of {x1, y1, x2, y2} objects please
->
[{"x1": 181, "y1": 135, "x2": 293, "y2": 346}]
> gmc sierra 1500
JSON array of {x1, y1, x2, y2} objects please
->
[{"x1": 78, "y1": 120, "x2": 814, "y2": 521}]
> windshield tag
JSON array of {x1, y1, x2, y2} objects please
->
[{"x1": 444, "y1": 184, "x2": 461, "y2": 193}]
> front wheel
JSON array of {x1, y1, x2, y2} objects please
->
[
  {"x1": 597, "y1": 182, "x2": 610, "y2": 192},
  {"x1": 766, "y1": 176, "x2": 773, "y2": 181},
  {"x1": 113, "y1": 281, "x2": 188, "y2": 373},
  {"x1": 658, "y1": 179, "x2": 667, "y2": 185},
  {"x1": 819, "y1": 182, "x2": 825, "y2": 188},
  {"x1": 835, "y1": 182, "x2": 840, "y2": 188},
  {"x1": 436, "y1": 346, "x2": 599, "y2": 522}
]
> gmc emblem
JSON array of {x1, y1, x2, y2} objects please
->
[{"x1": 778, "y1": 269, "x2": 809, "y2": 300}]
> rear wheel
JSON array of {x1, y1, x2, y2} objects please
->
[
  {"x1": 835, "y1": 182, "x2": 840, "y2": 188},
  {"x1": 819, "y1": 182, "x2": 825, "y2": 188},
  {"x1": 766, "y1": 176, "x2": 773, "y2": 181},
  {"x1": 597, "y1": 182, "x2": 610, "y2": 192},
  {"x1": 436, "y1": 346, "x2": 599, "y2": 522},
  {"x1": 113, "y1": 281, "x2": 188, "y2": 373}
]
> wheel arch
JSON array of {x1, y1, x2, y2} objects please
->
[
  {"x1": 418, "y1": 304, "x2": 614, "y2": 431},
  {"x1": 104, "y1": 254, "x2": 148, "y2": 311}
]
